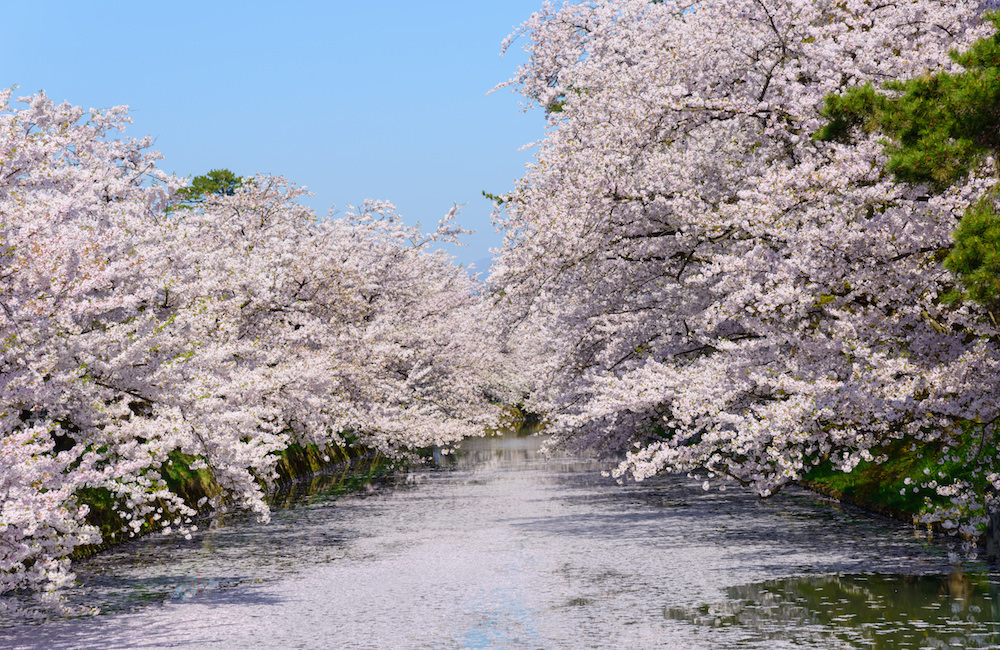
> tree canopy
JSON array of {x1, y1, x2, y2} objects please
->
[
  {"x1": 7, "y1": 0, "x2": 1000, "y2": 609},
  {"x1": 0, "y1": 92, "x2": 515, "y2": 602},
  {"x1": 491, "y1": 0, "x2": 997, "y2": 538}
]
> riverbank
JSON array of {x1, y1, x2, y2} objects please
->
[
  {"x1": 9, "y1": 430, "x2": 995, "y2": 649},
  {"x1": 73, "y1": 442, "x2": 388, "y2": 559},
  {"x1": 800, "y1": 431, "x2": 996, "y2": 556},
  {"x1": 77, "y1": 422, "x2": 990, "y2": 562}
]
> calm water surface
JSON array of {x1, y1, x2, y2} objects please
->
[{"x1": 3, "y1": 432, "x2": 1000, "y2": 648}]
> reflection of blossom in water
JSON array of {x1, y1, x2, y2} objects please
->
[
  {"x1": 169, "y1": 575, "x2": 220, "y2": 600},
  {"x1": 6, "y1": 431, "x2": 999, "y2": 649},
  {"x1": 665, "y1": 572, "x2": 1000, "y2": 648}
]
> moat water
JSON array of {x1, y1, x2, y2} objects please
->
[{"x1": 3, "y1": 432, "x2": 1000, "y2": 648}]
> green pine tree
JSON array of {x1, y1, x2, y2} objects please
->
[
  {"x1": 816, "y1": 12, "x2": 1000, "y2": 311},
  {"x1": 173, "y1": 169, "x2": 243, "y2": 207}
]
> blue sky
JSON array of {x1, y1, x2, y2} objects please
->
[{"x1": 0, "y1": 1, "x2": 548, "y2": 270}]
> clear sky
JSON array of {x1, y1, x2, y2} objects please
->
[{"x1": 0, "y1": 1, "x2": 548, "y2": 270}]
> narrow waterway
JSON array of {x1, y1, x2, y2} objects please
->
[{"x1": 3, "y1": 432, "x2": 1000, "y2": 649}]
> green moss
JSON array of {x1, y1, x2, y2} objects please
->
[
  {"x1": 75, "y1": 486, "x2": 128, "y2": 546},
  {"x1": 802, "y1": 424, "x2": 995, "y2": 534},
  {"x1": 160, "y1": 451, "x2": 222, "y2": 506},
  {"x1": 268, "y1": 453, "x2": 398, "y2": 509},
  {"x1": 72, "y1": 441, "x2": 372, "y2": 559},
  {"x1": 270, "y1": 442, "x2": 356, "y2": 485}
]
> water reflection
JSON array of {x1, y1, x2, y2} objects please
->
[
  {"x1": 666, "y1": 572, "x2": 1000, "y2": 648},
  {"x1": 3, "y1": 431, "x2": 1000, "y2": 649},
  {"x1": 439, "y1": 428, "x2": 606, "y2": 474},
  {"x1": 0, "y1": 454, "x2": 387, "y2": 622}
]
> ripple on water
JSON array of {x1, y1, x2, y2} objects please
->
[
  {"x1": 665, "y1": 572, "x2": 1000, "y2": 649},
  {"x1": 1, "y1": 432, "x2": 998, "y2": 649}
]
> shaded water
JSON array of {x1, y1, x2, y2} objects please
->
[{"x1": 3, "y1": 432, "x2": 1000, "y2": 648}]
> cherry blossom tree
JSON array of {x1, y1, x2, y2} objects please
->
[
  {"x1": 0, "y1": 91, "x2": 508, "y2": 604},
  {"x1": 491, "y1": 0, "x2": 1000, "y2": 535},
  {"x1": 0, "y1": 90, "x2": 182, "y2": 601},
  {"x1": 319, "y1": 200, "x2": 515, "y2": 451}
]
